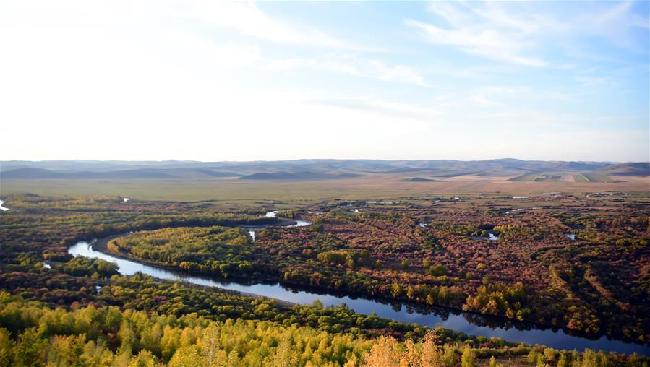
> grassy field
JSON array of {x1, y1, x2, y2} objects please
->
[
  {"x1": 2, "y1": 175, "x2": 648, "y2": 202},
  {"x1": 573, "y1": 174, "x2": 591, "y2": 182}
]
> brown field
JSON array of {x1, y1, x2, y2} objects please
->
[{"x1": 2, "y1": 174, "x2": 648, "y2": 202}]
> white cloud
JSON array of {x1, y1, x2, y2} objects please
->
[
  {"x1": 185, "y1": 1, "x2": 361, "y2": 50},
  {"x1": 578, "y1": 1, "x2": 650, "y2": 51},
  {"x1": 268, "y1": 54, "x2": 427, "y2": 86},
  {"x1": 308, "y1": 96, "x2": 443, "y2": 121},
  {"x1": 405, "y1": 19, "x2": 545, "y2": 67},
  {"x1": 408, "y1": 1, "x2": 552, "y2": 66},
  {"x1": 410, "y1": 1, "x2": 648, "y2": 67}
]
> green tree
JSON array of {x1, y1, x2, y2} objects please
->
[
  {"x1": 461, "y1": 347, "x2": 475, "y2": 367},
  {"x1": 128, "y1": 350, "x2": 156, "y2": 367},
  {"x1": 169, "y1": 346, "x2": 206, "y2": 367},
  {"x1": 0, "y1": 328, "x2": 12, "y2": 367},
  {"x1": 13, "y1": 328, "x2": 46, "y2": 367},
  {"x1": 118, "y1": 320, "x2": 136, "y2": 356},
  {"x1": 557, "y1": 353, "x2": 568, "y2": 367}
]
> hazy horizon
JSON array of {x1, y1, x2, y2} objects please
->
[
  {"x1": 2, "y1": 157, "x2": 649, "y2": 164},
  {"x1": 1, "y1": 1, "x2": 648, "y2": 162}
]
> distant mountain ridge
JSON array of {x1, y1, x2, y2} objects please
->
[
  {"x1": 240, "y1": 171, "x2": 360, "y2": 180},
  {"x1": 596, "y1": 163, "x2": 650, "y2": 176},
  {"x1": 1, "y1": 159, "x2": 647, "y2": 180}
]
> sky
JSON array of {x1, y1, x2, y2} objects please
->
[{"x1": 0, "y1": 1, "x2": 648, "y2": 162}]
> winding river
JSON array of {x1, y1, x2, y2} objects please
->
[{"x1": 67, "y1": 216, "x2": 650, "y2": 355}]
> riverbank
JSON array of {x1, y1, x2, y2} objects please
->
[
  {"x1": 92, "y1": 230, "x2": 650, "y2": 351},
  {"x1": 69, "y1": 239, "x2": 650, "y2": 355}
]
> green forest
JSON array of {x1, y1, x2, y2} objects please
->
[{"x1": 0, "y1": 292, "x2": 638, "y2": 367}]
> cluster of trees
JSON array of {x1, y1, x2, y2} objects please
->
[
  {"x1": 0, "y1": 293, "x2": 370, "y2": 366},
  {"x1": 317, "y1": 250, "x2": 370, "y2": 269},
  {"x1": 106, "y1": 226, "x2": 258, "y2": 278},
  {"x1": 0, "y1": 195, "x2": 274, "y2": 271},
  {"x1": 280, "y1": 266, "x2": 465, "y2": 308},
  {"x1": 422, "y1": 260, "x2": 447, "y2": 277},
  {"x1": 1, "y1": 257, "x2": 429, "y2": 341},
  {"x1": 2, "y1": 293, "x2": 643, "y2": 367},
  {"x1": 362, "y1": 333, "x2": 468, "y2": 367},
  {"x1": 526, "y1": 348, "x2": 613, "y2": 367},
  {"x1": 61, "y1": 257, "x2": 119, "y2": 277},
  {"x1": 462, "y1": 282, "x2": 530, "y2": 321}
]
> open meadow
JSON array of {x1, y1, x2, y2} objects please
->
[{"x1": 2, "y1": 174, "x2": 648, "y2": 203}]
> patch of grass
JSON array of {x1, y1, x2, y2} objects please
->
[{"x1": 573, "y1": 174, "x2": 591, "y2": 182}]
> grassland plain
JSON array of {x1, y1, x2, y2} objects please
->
[{"x1": 2, "y1": 175, "x2": 649, "y2": 202}]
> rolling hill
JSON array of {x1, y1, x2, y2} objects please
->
[{"x1": 1, "y1": 159, "x2": 647, "y2": 181}]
